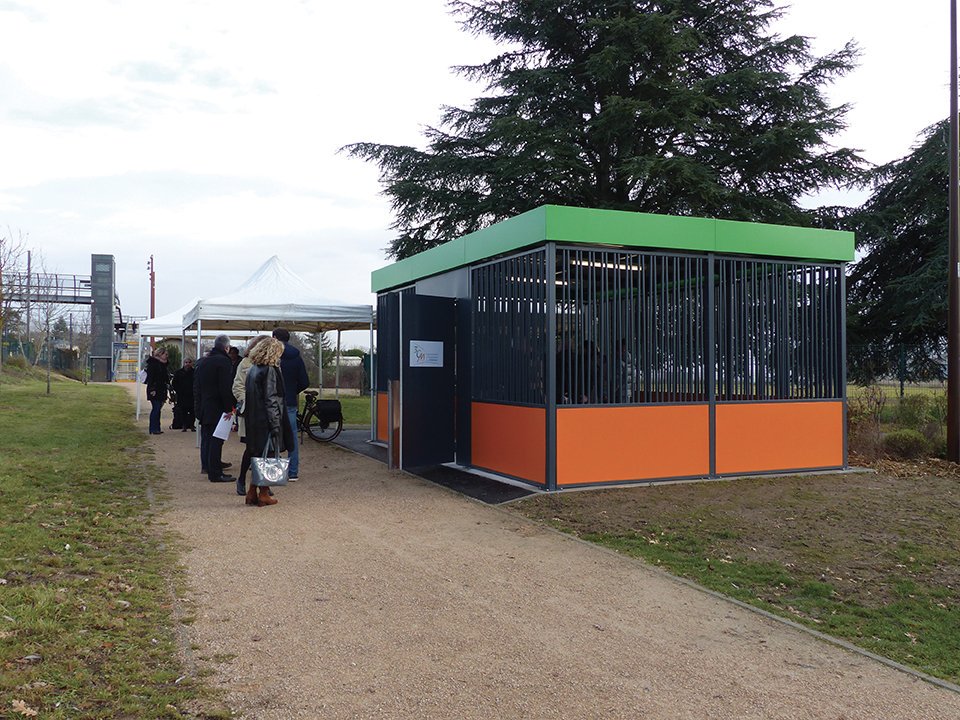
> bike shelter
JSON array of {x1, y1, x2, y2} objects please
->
[{"x1": 372, "y1": 205, "x2": 853, "y2": 490}]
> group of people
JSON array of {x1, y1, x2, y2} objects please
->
[
  {"x1": 144, "y1": 351, "x2": 197, "y2": 432},
  {"x1": 144, "y1": 328, "x2": 310, "y2": 507}
]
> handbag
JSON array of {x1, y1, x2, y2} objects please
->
[{"x1": 251, "y1": 435, "x2": 289, "y2": 487}]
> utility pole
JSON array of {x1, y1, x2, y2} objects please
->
[
  {"x1": 148, "y1": 255, "x2": 156, "y2": 351},
  {"x1": 46, "y1": 317, "x2": 51, "y2": 395},
  {"x1": 25, "y1": 250, "x2": 31, "y2": 345},
  {"x1": 950, "y1": 0, "x2": 960, "y2": 461}
]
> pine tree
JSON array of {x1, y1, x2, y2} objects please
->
[
  {"x1": 348, "y1": 0, "x2": 862, "y2": 259},
  {"x1": 846, "y1": 120, "x2": 949, "y2": 383}
]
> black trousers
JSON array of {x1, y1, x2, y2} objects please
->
[
  {"x1": 180, "y1": 405, "x2": 196, "y2": 430},
  {"x1": 200, "y1": 423, "x2": 225, "y2": 479}
]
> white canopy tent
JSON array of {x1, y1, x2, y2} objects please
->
[
  {"x1": 140, "y1": 297, "x2": 202, "y2": 338},
  {"x1": 182, "y1": 255, "x2": 374, "y2": 332},
  {"x1": 134, "y1": 299, "x2": 262, "y2": 418},
  {"x1": 181, "y1": 256, "x2": 376, "y2": 437}
]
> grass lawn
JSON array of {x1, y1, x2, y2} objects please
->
[
  {"x1": 0, "y1": 371, "x2": 228, "y2": 719},
  {"x1": 333, "y1": 395, "x2": 371, "y2": 426},
  {"x1": 511, "y1": 464, "x2": 960, "y2": 685}
]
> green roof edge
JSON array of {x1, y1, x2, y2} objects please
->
[{"x1": 371, "y1": 205, "x2": 854, "y2": 292}]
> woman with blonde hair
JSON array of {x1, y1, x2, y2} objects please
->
[
  {"x1": 243, "y1": 337, "x2": 294, "y2": 507},
  {"x1": 232, "y1": 334, "x2": 270, "y2": 497}
]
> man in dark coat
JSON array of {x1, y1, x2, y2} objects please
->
[
  {"x1": 171, "y1": 357, "x2": 196, "y2": 431},
  {"x1": 272, "y1": 328, "x2": 309, "y2": 480},
  {"x1": 193, "y1": 334, "x2": 236, "y2": 482}
]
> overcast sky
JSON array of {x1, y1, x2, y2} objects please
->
[{"x1": 0, "y1": 1, "x2": 950, "y2": 347}]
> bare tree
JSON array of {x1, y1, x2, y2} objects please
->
[
  {"x1": 0, "y1": 226, "x2": 27, "y2": 376},
  {"x1": 71, "y1": 308, "x2": 93, "y2": 384},
  {"x1": 18, "y1": 250, "x2": 69, "y2": 368}
]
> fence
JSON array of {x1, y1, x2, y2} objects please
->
[
  {"x1": 847, "y1": 343, "x2": 946, "y2": 397},
  {"x1": 1, "y1": 339, "x2": 81, "y2": 371}
]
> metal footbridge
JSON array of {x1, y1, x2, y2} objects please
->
[{"x1": 3, "y1": 272, "x2": 93, "y2": 305}]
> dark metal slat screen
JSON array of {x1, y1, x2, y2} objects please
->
[
  {"x1": 715, "y1": 259, "x2": 843, "y2": 400},
  {"x1": 556, "y1": 248, "x2": 707, "y2": 404},
  {"x1": 375, "y1": 293, "x2": 391, "y2": 392},
  {"x1": 465, "y1": 248, "x2": 842, "y2": 408},
  {"x1": 471, "y1": 251, "x2": 548, "y2": 405},
  {"x1": 376, "y1": 289, "x2": 412, "y2": 392}
]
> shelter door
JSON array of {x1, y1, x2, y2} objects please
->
[{"x1": 400, "y1": 293, "x2": 456, "y2": 468}]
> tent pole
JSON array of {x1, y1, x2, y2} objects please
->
[
  {"x1": 318, "y1": 331, "x2": 324, "y2": 397},
  {"x1": 336, "y1": 329, "x2": 341, "y2": 399},
  {"x1": 135, "y1": 332, "x2": 143, "y2": 420},
  {"x1": 196, "y1": 320, "x2": 202, "y2": 446}
]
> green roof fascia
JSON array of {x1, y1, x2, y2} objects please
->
[
  {"x1": 371, "y1": 205, "x2": 854, "y2": 292},
  {"x1": 370, "y1": 236, "x2": 467, "y2": 293},
  {"x1": 544, "y1": 205, "x2": 716, "y2": 252},
  {"x1": 713, "y1": 218, "x2": 854, "y2": 262},
  {"x1": 371, "y1": 207, "x2": 548, "y2": 292},
  {"x1": 544, "y1": 205, "x2": 854, "y2": 262}
]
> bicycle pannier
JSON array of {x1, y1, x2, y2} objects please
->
[{"x1": 315, "y1": 399, "x2": 343, "y2": 425}]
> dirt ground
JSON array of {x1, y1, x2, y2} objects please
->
[{"x1": 130, "y1": 386, "x2": 960, "y2": 719}]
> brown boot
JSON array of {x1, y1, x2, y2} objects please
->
[
  {"x1": 257, "y1": 487, "x2": 278, "y2": 506},
  {"x1": 245, "y1": 484, "x2": 259, "y2": 506}
]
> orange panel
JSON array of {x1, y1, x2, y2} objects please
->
[
  {"x1": 471, "y1": 403, "x2": 545, "y2": 484},
  {"x1": 376, "y1": 392, "x2": 389, "y2": 443},
  {"x1": 557, "y1": 405, "x2": 710, "y2": 485},
  {"x1": 716, "y1": 402, "x2": 844, "y2": 474}
]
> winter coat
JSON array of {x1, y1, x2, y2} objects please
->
[
  {"x1": 171, "y1": 366, "x2": 194, "y2": 406},
  {"x1": 278, "y1": 342, "x2": 309, "y2": 408},
  {"x1": 145, "y1": 356, "x2": 170, "y2": 403},
  {"x1": 244, "y1": 363, "x2": 294, "y2": 457},
  {"x1": 231, "y1": 357, "x2": 253, "y2": 438},
  {"x1": 193, "y1": 347, "x2": 236, "y2": 425}
]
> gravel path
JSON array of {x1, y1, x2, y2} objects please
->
[{"x1": 131, "y1": 388, "x2": 960, "y2": 719}]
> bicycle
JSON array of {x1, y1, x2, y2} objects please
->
[{"x1": 297, "y1": 390, "x2": 343, "y2": 442}]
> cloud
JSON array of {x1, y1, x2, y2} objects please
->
[
  {"x1": 117, "y1": 61, "x2": 183, "y2": 85},
  {"x1": 9, "y1": 97, "x2": 147, "y2": 130},
  {"x1": 0, "y1": 190, "x2": 22, "y2": 212},
  {"x1": 102, "y1": 189, "x2": 391, "y2": 244},
  {"x1": 0, "y1": 1, "x2": 45, "y2": 21},
  {"x1": 115, "y1": 50, "x2": 275, "y2": 96}
]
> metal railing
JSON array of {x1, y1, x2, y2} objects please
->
[{"x1": 3, "y1": 272, "x2": 93, "y2": 305}]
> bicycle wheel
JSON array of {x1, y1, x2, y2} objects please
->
[{"x1": 304, "y1": 408, "x2": 342, "y2": 442}]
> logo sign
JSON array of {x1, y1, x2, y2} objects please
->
[{"x1": 409, "y1": 340, "x2": 443, "y2": 368}]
